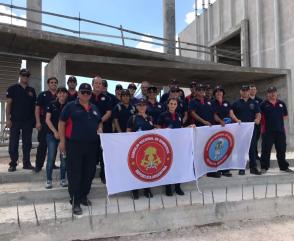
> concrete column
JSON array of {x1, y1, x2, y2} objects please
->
[
  {"x1": 241, "y1": 20, "x2": 250, "y2": 67},
  {"x1": 163, "y1": 0, "x2": 176, "y2": 55},
  {"x1": 195, "y1": 0, "x2": 199, "y2": 58},
  {"x1": 255, "y1": 0, "x2": 262, "y2": 67},
  {"x1": 218, "y1": 0, "x2": 223, "y2": 36},
  {"x1": 207, "y1": 3, "x2": 213, "y2": 42},
  {"x1": 273, "y1": 0, "x2": 281, "y2": 68},
  {"x1": 230, "y1": 0, "x2": 234, "y2": 28},
  {"x1": 243, "y1": 0, "x2": 248, "y2": 19},
  {"x1": 26, "y1": 0, "x2": 42, "y2": 94},
  {"x1": 44, "y1": 54, "x2": 66, "y2": 88}
]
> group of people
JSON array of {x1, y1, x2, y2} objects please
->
[{"x1": 6, "y1": 68, "x2": 292, "y2": 215}]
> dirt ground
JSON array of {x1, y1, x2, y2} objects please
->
[{"x1": 94, "y1": 216, "x2": 294, "y2": 241}]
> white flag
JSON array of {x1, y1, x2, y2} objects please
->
[
  {"x1": 193, "y1": 123, "x2": 254, "y2": 180},
  {"x1": 100, "y1": 128, "x2": 195, "y2": 195}
]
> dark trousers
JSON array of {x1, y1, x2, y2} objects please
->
[
  {"x1": 9, "y1": 121, "x2": 33, "y2": 167},
  {"x1": 35, "y1": 122, "x2": 48, "y2": 169},
  {"x1": 248, "y1": 126, "x2": 258, "y2": 169},
  {"x1": 66, "y1": 140, "x2": 97, "y2": 205},
  {"x1": 260, "y1": 131, "x2": 289, "y2": 170}
]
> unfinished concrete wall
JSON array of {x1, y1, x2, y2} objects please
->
[{"x1": 179, "y1": 0, "x2": 294, "y2": 148}]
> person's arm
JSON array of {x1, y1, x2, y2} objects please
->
[
  {"x1": 5, "y1": 98, "x2": 12, "y2": 128},
  {"x1": 190, "y1": 110, "x2": 211, "y2": 126},
  {"x1": 214, "y1": 113, "x2": 225, "y2": 126},
  {"x1": 97, "y1": 121, "x2": 103, "y2": 134},
  {"x1": 101, "y1": 110, "x2": 111, "y2": 123},
  {"x1": 45, "y1": 112, "x2": 59, "y2": 139},
  {"x1": 182, "y1": 111, "x2": 188, "y2": 125},
  {"x1": 58, "y1": 120, "x2": 66, "y2": 153},
  {"x1": 255, "y1": 113, "x2": 261, "y2": 125},
  {"x1": 229, "y1": 110, "x2": 241, "y2": 123},
  {"x1": 114, "y1": 119, "x2": 122, "y2": 132}
]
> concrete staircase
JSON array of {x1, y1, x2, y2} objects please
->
[{"x1": 1, "y1": 154, "x2": 294, "y2": 240}]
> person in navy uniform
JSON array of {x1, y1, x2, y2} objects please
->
[
  {"x1": 189, "y1": 84, "x2": 219, "y2": 177},
  {"x1": 66, "y1": 76, "x2": 78, "y2": 102},
  {"x1": 157, "y1": 97, "x2": 185, "y2": 196},
  {"x1": 102, "y1": 79, "x2": 118, "y2": 110},
  {"x1": 6, "y1": 69, "x2": 36, "y2": 172},
  {"x1": 146, "y1": 86, "x2": 164, "y2": 126},
  {"x1": 185, "y1": 81, "x2": 197, "y2": 104},
  {"x1": 205, "y1": 84, "x2": 213, "y2": 101},
  {"x1": 35, "y1": 77, "x2": 58, "y2": 172},
  {"x1": 127, "y1": 98, "x2": 154, "y2": 200},
  {"x1": 90, "y1": 76, "x2": 112, "y2": 184},
  {"x1": 45, "y1": 87, "x2": 68, "y2": 189},
  {"x1": 212, "y1": 85, "x2": 240, "y2": 177},
  {"x1": 166, "y1": 86, "x2": 188, "y2": 126},
  {"x1": 58, "y1": 83, "x2": 103, "y2": 215},
  {"x1": 160, "y1": 79, "x2": 185, "y2": 104},
  {"x1": 115, "y1": 84, "x2": 123, "y2": 103},
  {"x1": 249, "y1": 84, "x2": 263, "y2": 160},
  {"x1": 128, "y1": 83, "x2": 139, "y2": 105},
  {"x1": 113, "y1": 89, "x2": 136, "y2": 132},
  {"x1": 260, "y1": 86, "x2": 293, "y2": 174},
  {"x1": 232, "y1": 85, "x2": 262, "y2": 175}
]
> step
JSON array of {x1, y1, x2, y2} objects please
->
[
  {"x1": 1, "y1": 168, "x2": 294, "y2": 207},
  {"x1": 1, "y1": 184, "x2": 294, "y2": 241}
]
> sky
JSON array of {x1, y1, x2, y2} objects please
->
[{"x1": 0, "y1": 0, "x2": 215, "y2": 93}]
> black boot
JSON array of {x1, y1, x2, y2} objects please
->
[
  {"x1": 165, "y1": 185, "x2": 173, "y2": 196},
  {"x1": 175, "y1": 184, "x2": 184, "y2": 195}
]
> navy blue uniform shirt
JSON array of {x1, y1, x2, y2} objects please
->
[
  {"x1": 127, "y1": 114, "x2": 154, "y2": 132},
  {"x1": 232, "y1": 98, "x2": 260, "y2": 122},
  {"x1": 36, "y1": 91, "x2": 56, "y2": 120},
  {"x1": 212, "y1": 99, "x2": 232, "y2": 120},
  {"x1": 90, "y1": 93, "x2": 112, "y2": 116},
  {"x1": 46, "y1": 100, "x2": 67, "y2": 134},
  {"x1": 189, "y1": 98, "x2": 214, "y2": 126},
  {"x1": 6, "y1": 84, "x2": 36, "y2": 123},
  {"x1": 157, "y1": 111, "x2": 182, "y2": 129},
  {"x1": 260, "y1": 99, "x2": 288, "y2": 133},
  {"x1": 112, "y1": 103, "x2": 136, "y2": 132},
  {"x1": 251, "y1": 96, "x2": 263, "y2": 106},
  {"x1": 147, "y1": 101, "x2": 164, "y2": 124},
  {"x1": 67, "y1": 91, "x2": 78, "y2": 102},
  {"x1": 60, "y1": 100, "x2": 101, "y2": 143}
]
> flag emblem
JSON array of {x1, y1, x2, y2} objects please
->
[
  {"x1": 128, "y1": 134, "x2": 173, "y2": 182},
  {"x1": 203, "y1": 131, "x2": 234, "y2": 167}
]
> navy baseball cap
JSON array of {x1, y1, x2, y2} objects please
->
[
  {"x1": 135, "y1": 98, "x2": 148, "y2": 105},
  {"x1": 213, "y1": 85, "x2": 225, "y2": 95},
  {"x1": 267, "y1": 86, "x2": 277, "y2": 93},
  {"x1": 115, "y1": 84, "x2": 123, "y2": 90},
  {"x1": 19, "y1": 69, "x2": 30, "y2": 77},
  {"x1": 67, "y1": 76, "x2": 77, "y2": 83},
  {"x1": 195, "y1": 84, "x2": 206, "y2": 90},
  {"x1": 121, "y1": 89, "x2": 131, "y2": 96},
  {"x1": 240, "y1": 85, "x2": 250, "y2": 91},
  {"x1": 190, "y1": 81, "x2": 197, "y2": 88},
  {"x1": 79, "y1": 83, "x2": 92, "y2": 91},
  {"x1": 128, "y1": 83, "x2": 137, "y2": 90},
  {"x1": 147, "y1": 86, "x2": 158, "y2": 92}
]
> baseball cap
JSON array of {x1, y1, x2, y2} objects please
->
[
  {"x1": 67, "y1": 76, "x2": 77, "y2": 83},
  {"x1": 205, "y1": 84, "x2": 212, "y2": 90},
  {"x1": 267, "y1": 86, "x2": 277, "y2": 93},
  {"x1": 115, "y1": 84, "x2": 123, "y2": 90},
  {"x1": 135, "y1": 98, "x2": 148, "y2": 105},
  {"x1": 170, "y1": 86, "x2": 180, "y2": 92},
  {"x1": 128, "y1": 83, "x2": 137, "y2": 90},
  {"x1": 170, "y1": 79, "x2": 179, "y2": 86},
  {"x1": 79, "y1": 83, "x2": 92, "y2": 91},
  {"x1": 240, "y1": 85, "x2": 250, "y2": 91},
  {"x1": 195, "y1": 84, "x2": 206, "y2": 90},
  {"x1": 121, "y1": 89, "x2": 131, "y2": 96},
  {"x1": 213, "y1": 85, "x2": 225, "y2": 95},
  {"x1": 19, "y1": 69, "x2": 30, "y2": 77}
]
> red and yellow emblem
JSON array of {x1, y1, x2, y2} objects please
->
[{"x1": 128, "y1": 134, "x2": 173, "y2": 182}]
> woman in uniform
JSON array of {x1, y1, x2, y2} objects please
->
[
  {"x1": 157, "y1": 97, "x2": 185, "y2": 196},
  {"x1": 126, "y1": 98, "x2": 154, "y2": 199}
]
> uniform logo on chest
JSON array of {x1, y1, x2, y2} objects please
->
[
  {"x1": 204, "y1": 131, "x2": 234, "y2": 167},
  {"x1": 128, "y1": 134, "x2": 173, "y2": 182},
  {"x1": 223, "y1": 103, "x2": 228, "y2": 107}
]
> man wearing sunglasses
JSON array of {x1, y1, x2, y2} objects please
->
[
  {"x1": 58, "y1": 83, "x2": 103, "y2": 215},
  {"x1": 6, "y1": 69, "x2": 36, "y2": 172}
]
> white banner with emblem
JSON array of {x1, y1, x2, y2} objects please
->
[
  {"x1": 193, "y1": 123, "x2": 254, "y2": 180},
  {"x1": 100, "y1": 128, "x2": 195, "y2": 195}
]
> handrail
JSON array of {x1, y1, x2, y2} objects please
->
[{"x1": 0, "y1": 2, "x2": 243, "y2": 62}]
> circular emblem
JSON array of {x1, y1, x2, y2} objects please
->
[
  {"x1": 223, "y1": 103, "x2": 228, "y2": 107},
  {"x1": 279, "y1": 104, "x2": 283, "y2": 108},
  {"x1": 128, "y1": 134, "x2": 173, "y2": 182},
  {"x1": 101, "y1": 97, "x2": 105, "y2": 101},
  {"x1": 93, "y1": 110, "x2": 98, "y2": 116},
  {"x1": 249, "y1": 103, "x2": 255, "y2": 110},
  {"x1": 207, "y1": 101, "x2": 211, "y2": 105},
  {"x1": 204, "y1": 131, "x2": 234, "y2": 167}
]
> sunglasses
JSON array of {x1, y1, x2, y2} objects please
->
[
  {"x1": 80, "y1": 90, "x2": 91, "y2": 95},
  {"x1": 21, "y1": 74, "x2": 30, "y2": 77}
]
